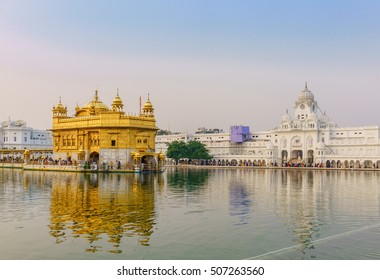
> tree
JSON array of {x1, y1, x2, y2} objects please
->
[
  {"x1": 187, "y1": 141, "x2": 212, "y2": 160},
  {"x1": 166, "y1": 141, "x2": 189, "y2": 164},
  {"x1": 166, "y1": 140, "x2": 212, "y2": 164}
]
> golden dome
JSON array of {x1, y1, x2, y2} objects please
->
[
  {"x1": 111, "y1": 90, "x2": 124, "y2": 112},
  {"x1": 158, "y1": 151, "x2": 165, "y2": 160},
  {"x1": 112, "y1": 93, "x2": 123, "y2": 105},
  {"x1": 144, "y1": 100, "x2": 153, "y2": 109},
  {"x1": 53, "y1": 97, "x2": 67, "y2": 117},
  {"x1": 142, "y1": 94, "x2": 154, "y2": 117},
  {"x1": 54, "y1": 97, "x2": 65, "y2": 110},
  {"x1": 83, "y1": 90, "x2": 109, "y2": 112},
  {"x1": 143, "y1": 94, "x2": 154, "y2": 110}
]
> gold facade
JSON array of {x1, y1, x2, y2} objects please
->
[{"x1": 51, "y1": 91, "x2": 164, "y2": 171}]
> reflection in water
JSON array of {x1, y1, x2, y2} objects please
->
[
  {"x1": 229, "y1": 182, "x2": 251, "y2": 225},
  {"x1": 266, "y1": 170, "x2": 380, "y2": 259},
  {"x1": 48, "y1": 172, "x2": 157, "y2": 254},
  {"x1": 2, "y1": 168, "x2": 380, "y2": 259},
  {"x1": 271, "y1": 170, "x2": 326, "y2": 258},
  {"x1": 167, "y1": 167, "x2": 208, "y2": 192}
]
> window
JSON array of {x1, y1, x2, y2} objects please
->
[
  {"x1": 14, "y1": 137, "x2": 17, "y2": 142},
  {"x1": 111, "y1": 140, "x2": 116, "y2": 146},
  {"x1": 24, "y1": 137, "x2": 27, "y2": 142}
]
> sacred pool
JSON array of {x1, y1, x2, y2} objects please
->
[{"x1": 1, "y1": 167, "x2": 380, "y2": 260}]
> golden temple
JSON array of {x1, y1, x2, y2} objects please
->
[{"x1": 50, "y1": 90, "x2": 165, "y2": 172}]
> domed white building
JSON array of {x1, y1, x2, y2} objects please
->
[
  {"x1": 157, "y1": 84, "x2": 380, "y2": 168},
  {"x1": 0, "y1": 119, "x2": 52, "y2": 150}
]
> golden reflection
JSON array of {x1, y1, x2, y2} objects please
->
[{"x1": 48, "y1": 172, "x2": 156, "y2": 254}]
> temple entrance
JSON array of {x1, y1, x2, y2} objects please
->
[
  {"x1": 89, "y1": 152, "x2": 99, "y2": 163},
  {"x1": 142, "y1": 155, "x2": 156, "y2": 171},
  {"x1": 307, "y1": 150, "x2": 314, "y2": 166},
  {"x1": 291, "y1": 150, "x2": 303, "y2": 161},
  {"x1": 281, "y1": 150, "x2": 288, "y2": 165}
]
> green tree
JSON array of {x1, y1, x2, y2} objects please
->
[
  {"x1": 187, "y1": 141, "x2": 212, "y2": 160},
  {"x1": 166, "y1": 141, "x2": 188, "y2": 164},
  {"x1": 166, "y1": 140, "x2": 212, "y2": 164}
]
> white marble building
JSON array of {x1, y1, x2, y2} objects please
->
[
  {"x1": 156, "y1": 84, "x2": 380, "y2": 168},
  {"x1": 0, "y1": 120, "x2": 52, "y2": 150}
]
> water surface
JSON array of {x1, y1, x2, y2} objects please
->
[{"x1": 1, "y1": 167, "x2": 380, "y2": 259}]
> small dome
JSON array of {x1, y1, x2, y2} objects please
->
[
  {"x1": 54, "y1": 97, "x2": 65, "y2": 110},
  {"x1": 142, "y1": 94, "x2": 155, "y2": 117},
  {"x1": 143, "y1": 99, "x2": 153, "y2": 110},
  {"x1": 112, "y1": 94, "x2": 123, "y2": 105},
  {"x1": 316, "y1": 142, "x2": 325, "y2": 149},
  {"x1": 53, "y1": 97, "x2": 67, "y2": 116},
  {"x1": 158, "y1": 151, "x2": 165, "y2": 160},
  {"x1": 111, "y1": 91, "x2": 124, "y2": 112},
  {"x1": 281, "y1": 109, "x2": 291, "y2": 123}
]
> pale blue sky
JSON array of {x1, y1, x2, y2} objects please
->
[{"x1": 1, "y1": 0, "x2": 379, "y2": 132}]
